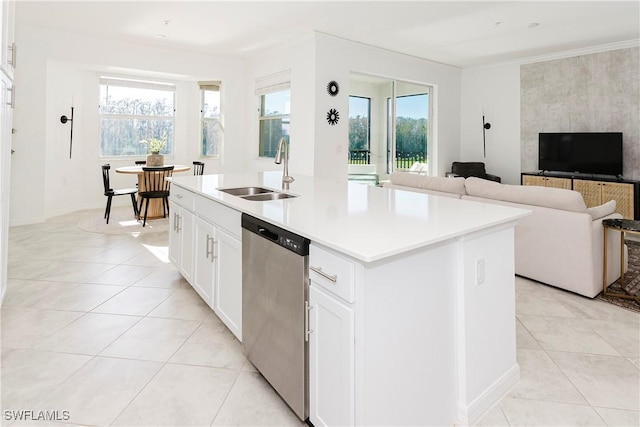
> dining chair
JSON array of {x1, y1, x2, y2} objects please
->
[
  {"x1": 193, "y1": 161, "x2": 205, "y2": 176},
  {"x1": 138, "y1": 166, "x2": 174, "y2": 227},
  {"x1": 133, "y1": 160, "x2": 146, "y2": 187},
  {"x1": 101, "y1": 164, "x2": 138, "y2": 224}
]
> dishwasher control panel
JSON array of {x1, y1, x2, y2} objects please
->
[
  {"x1": 241, "y1": 213, "x2": 309, "y2": 256},
  {"x1": 281, "y1": 237, "x2": 302, "y2": 252}
]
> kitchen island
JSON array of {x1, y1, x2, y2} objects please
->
[{"x1": 168, "y1": 171, "x2": 529, "y2": 426}]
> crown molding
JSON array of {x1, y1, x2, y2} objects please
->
[{"x1": 466, "y1": 39, "x2": 640, "y2": 71}]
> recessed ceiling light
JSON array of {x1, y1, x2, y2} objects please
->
[
  {"x1": 156, "y1": 34, "x2": 167, "y2": 39},
  {"x1": 494, "y1": 21, "x2": 502, "y2": 27},
  {"x1": 528, "y1": 23, "x2": 540, "y2": 28}
]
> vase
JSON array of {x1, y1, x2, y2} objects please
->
[{"x1": 146, "y1": 152, "x2": 164, "y2": 167}]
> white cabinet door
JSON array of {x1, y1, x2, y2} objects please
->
[
  {"x1": 193, "y1": 216, "x2": 216, "y2": 307},
  {"x1": 179, "y1": 209, "x2": 194, "y2": 283},
  {"x1": 1, "y1": 0, "x2": 15, "y2": 78},
  {"x1": 309, "y1": 284, "x2": 355, "y2": 427},
  {"x1": 0, "y1": 69, "x2": 12, "y2": 303},
  {"x1": 214, "y1": 227, "x2": 242, "y2": 340},
  {"x1": 168, "y1": 203, "x2": 194, "y2": 283},
  {"x1": 168, "y1": 201, "x2": 180, "y2": 267}
]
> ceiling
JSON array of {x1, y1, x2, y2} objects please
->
[{"x1": 16, "y1": 1, "x2": 640, "y2": 68}]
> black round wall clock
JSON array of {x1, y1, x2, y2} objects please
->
[
  {"x1": 327, "y1": 108, "x2": 340, "y2": 125},
  {"x1": 327, "y1": 81, "x2": 339, "y2": 97}
]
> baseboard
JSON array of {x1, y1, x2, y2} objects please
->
[
  {"x1": 457, "y1": 363, "x2": 520, "y2": 426},
  {"x1": 9, "y1": 216, "x2": 46, "y2": 227}
]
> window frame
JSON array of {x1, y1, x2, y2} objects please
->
[
  {"x1": 257, "y1": 88, "x2": 291, "y2": 158},
  {"x1": 348, "y1": 95, "x2": 372, "y2": 164},
  {"x1": 98, "y1": 76, "x2": 176, "y2": 159},
  {"x1": 386, "y1": 90, "x2": 431, "y2": 173},
  {"x1": 199, "y1": 82, "x2": 222, "y2": 158}
]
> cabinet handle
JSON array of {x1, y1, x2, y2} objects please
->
[
  {"x1": 212, "y1": 238, "x2": 217, "y2": 261},
  {"x1": 8, "y1": 42, "x2": 16, "y2": 68},
  {"x1": 175, "y1": 194, "x2": 183, "y2": 198},
  {"x1": 173, "y1": 213, "x2": 178, "y2": 232},
  {"x1": 6, "y1": 85, "x2": 14, "y2": 109},
  {"x1": 310, "y1": 265, "x2": 338, "y2": 282},
  {"x1": 206, "y1": 234, "x2": 215, "y2": 261},
  {"x1": 175, "y1": 214, "x2": 182, "y2": 233},
  {"x1": 304, "y1": 301, "x2": 313, "y2": 342}
]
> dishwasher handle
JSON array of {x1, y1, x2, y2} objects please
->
[{"x1": 258, "y1": 227, "x2": 279, "y2": 242}]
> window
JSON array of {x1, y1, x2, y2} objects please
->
[
  {"x1": 256, "y1": 70, "x2": 291, "y2": 158},
  {"x1": 99, "y1": 77, "x2": 175, "y2": 157},
  {"x1": 200, "y1": 81, "x2": 222, "y2": 157},
  {"x1": 390, "y1": 93, "x2": 429, "y2": 170},
  {"x1": 348, "y1": 96, "x2": 371, "y2": 164},
  {"x1": 258, "y1": 89, "x2": 290, "y2": 158}
]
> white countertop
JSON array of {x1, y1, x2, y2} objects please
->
[{"x1": 170, "y1": 171, "x2": 530, "y2": 263}]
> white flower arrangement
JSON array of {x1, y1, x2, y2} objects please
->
[{"x1": 140, "y1": 137, "x2": 167, "y2": 154}]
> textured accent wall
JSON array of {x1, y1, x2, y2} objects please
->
[{"x1": 521, "y1": 47, "x2": 640, "y2": 179}]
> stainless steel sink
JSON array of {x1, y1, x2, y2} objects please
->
[
  {"x1": 218, "y1": 187, "x2": 274, "y2": 196},
  {"x1": 242, "y1": 193, "x2": 298, "y2": 202}
]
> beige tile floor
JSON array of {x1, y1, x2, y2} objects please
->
[{"x1": 2, "y1": 209, "x2": 639, "y2": 426}]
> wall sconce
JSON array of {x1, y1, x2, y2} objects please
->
[
  {"x1": 482, "y1": 114, "x2": 491, "y2": 158},
  {"x1": 60, "y1": 106, "x2": 74, "y2": 159}
]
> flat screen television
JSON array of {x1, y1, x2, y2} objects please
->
[{"x1": 538, "y1": 132, "x2": 623, "y2": 176}]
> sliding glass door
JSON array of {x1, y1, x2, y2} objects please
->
[
  {"x1": 348, "y1": 73, "x2": 432, "y2": 180},
  {"x1": 387, "y1": 81, "x2": 430, "y2": 174}
]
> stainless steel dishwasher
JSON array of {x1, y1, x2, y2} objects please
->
[{"x1": 241, "y1": 213, "x2": 310, "y2": 421}]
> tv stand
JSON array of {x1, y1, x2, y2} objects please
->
[{"x1": 521, "y1": 171, "x2": 639, "y2": 220}]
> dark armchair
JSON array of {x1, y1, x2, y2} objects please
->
[{"x1": 450, "y1": 162, "x2": 501, "y2": 183}]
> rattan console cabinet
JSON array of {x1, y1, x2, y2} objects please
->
[{"x1": 522, "y1": 172, "x2": 640, "y2": 220}]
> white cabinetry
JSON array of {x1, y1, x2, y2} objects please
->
[
  {"x1": 168, "y1": 186, "x2": 242, "y2": 340},
  {"x1": 0, "y1": 0, "x2": 15, "y2": 304},
  {"x1": 193, "y1": 216, "x2": 216, "y2": 305},
  {"x1": 308, "y1": 241, "x2": 463, "y2": 426},
  {"x1": 308, "y1": 244, "x2": 355, "y2": 426},
  {"x1": 168, "y1": 201, "x2": 194, "y2": 284},
  {"x1": 0, "y1": 65, "x2": 12, "y2": 303},
  {"x1": 213, "y1": 227, "x2": 242, "y2": 338},
  {"x1": 308, "y1": 284, "x2": 354, "y2": 427},
  {"x1": 1, "y1": 0, "x2": 16, "y2": 79}
]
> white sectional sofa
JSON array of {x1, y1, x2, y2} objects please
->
[{"x1": 384, "y1": 173, "x2": 628, "y2": 298}]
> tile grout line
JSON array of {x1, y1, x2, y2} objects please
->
[{"x1": 106, "y1": 310, "x2": 207, "y2": 426}]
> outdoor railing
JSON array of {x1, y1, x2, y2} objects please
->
[
  {"x1": 392, "y1": 151, "x2": 427, "y2": 169},
  {"x1": 349, "y1": 150, "x2": 370, "y2": 164},
  {"x1": 348, "y1": 150, "x2": 427, "y2": 169}
]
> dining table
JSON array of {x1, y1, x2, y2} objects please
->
[{"x1": 115, "y1": 164, "x2": 191, "y2": 219}]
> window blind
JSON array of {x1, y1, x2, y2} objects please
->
[{"x1": 198, "y1": 80, "x2": 221, "y2": 91}]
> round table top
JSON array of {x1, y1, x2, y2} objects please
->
[{"x1": 115, "y1": 164, "x2": 191, "y2": 174}]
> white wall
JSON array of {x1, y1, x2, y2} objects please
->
[
  {"x1": 11, "y1": 25, "x2": 246, "y2": 224},
  {"x1": 12, "y1": 27, "x2": 463, "y2": 225},
  {"x1": 244, "y1": 34, "x2": 316, "y2": 176},
  {"x1": 313, "y1": 33, "x2": 462, "y2": 180},
  {"x1": 460, "y1": 64, "x2": 521, "y2": 184}
]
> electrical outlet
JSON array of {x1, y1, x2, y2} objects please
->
[{"x1": 476, "y1": 258, "x2": 485, "y2": 285}]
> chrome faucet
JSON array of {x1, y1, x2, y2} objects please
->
[{"x1": 275, "y1": 137, "x2": 295, "y2": 184}]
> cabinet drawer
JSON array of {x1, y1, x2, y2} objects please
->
[
  {"x1": 309, "y1": 244, "x2": 355, "y2": 303},
  {"x1": 171, "y1": 185, "x2": 195, "y2": 211},
  {"x1": 195, "y1": 196, "x2": 241, "y2": 238}
]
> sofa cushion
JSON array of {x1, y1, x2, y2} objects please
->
[
  {"x1": 464, "y1": 177, "x2": 587, "y2": 213},
  {"x1": 587, "y1": 200, "x2": 617, "y2": 220},
  {"x1": 390, "y1": 172, "x2": 466, "y2": 196}
]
